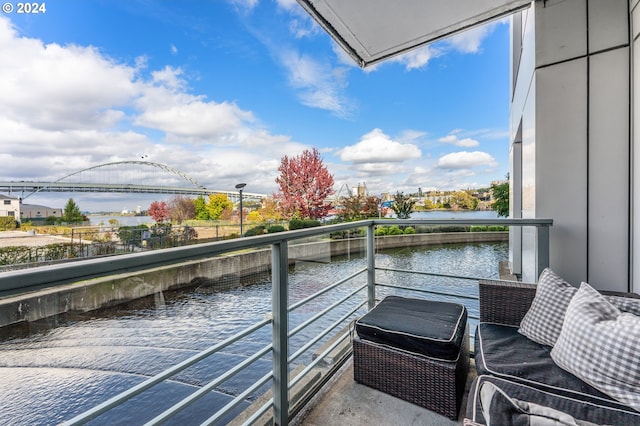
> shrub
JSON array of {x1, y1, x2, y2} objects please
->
[
  {"x1": 403, "y1": 226, "x2": 415, "y2": 234},
  {"x1": 19, "y1": 221, "x2": 33, "y2": 230},
  {"x1": 387, "y1": 225, "x2": 403, "y2": 235},
  {"x1": 289, "y1": 218, "x2": 321, "y2": 230},
  {"x1": 330, "y1": 231, "x2": 347, "y2": 239},
  {"x1": 267, "y1": 225, "x2": 285, "y2": 233},
  {"x1": 374, "y1": 226, "x2": 388, "y2": 236},
  {"x1": 245, "y1": 225, "x2": 266, "y2": 236},
  {"x1": 487, "y1": 225, "x2": 502, "y2": 232},
  {"x1": 117, "y1": 225, "x2": 149, "y2": 247},
  {"x1": 45, "y1": 216, "x2": 58, "y2": 225},
  {"x1": 470, "y1": 225, "x2": 487, "y2": 232},
  {"x1": 435, "y1": 225, "x2": 469, "y2": 233},
  {"x1": 0, "y1": 217, "x2": 17, "y2": 230},
  {"x1": 0, "y1": 246, "x2": 32, "y2": 265}
]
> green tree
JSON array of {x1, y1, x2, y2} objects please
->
[
  {"x1": 450, "y1": 191, "x2": 479, "y2": 210},
  {"x1": 423, "y1": 199, "x2": 435, "y2": 209},
  {"x1": 206, "y1": 193, "x2": 233, "y2": 220},
  {"x1": 194, "y1": 195, "x2": 209, "y2": 220},
  {"x1": 337, "y1": 194, "x2": 364, "y2": 221},
  {"x1": 62, "y1": 198, "x2": 83, "y2": 223},
  {"x1": 491, "y1": 179, "x2": 510, "y2": 217},
  {"x1": 391, "y1": 192, "x2": 415, "y2": 219},
  {"x1": 256, "y1": 196, "x2": 283, "y2": 221},
  {"x1": 338, "y1": 195, "x2": 381, "y2": 221}
]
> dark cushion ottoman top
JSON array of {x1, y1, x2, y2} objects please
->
[{"x1": 355, "y1": 295, "x2": 467, "y2": 362}]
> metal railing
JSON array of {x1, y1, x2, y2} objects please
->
[{"x1": 0, "y1": 218, "x2": 552, "y2": 425}]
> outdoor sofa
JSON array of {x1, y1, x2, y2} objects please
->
[{"x1": 465, "y1": 268, "x2": 640, "y2": 425}]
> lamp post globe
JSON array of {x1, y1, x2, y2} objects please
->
[{"x1": 235, "y1": 183, "x2": 246, "y2": 236}]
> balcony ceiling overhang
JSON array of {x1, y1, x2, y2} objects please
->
[{"x1": 296, "y1": 0, "x2": 531, "y2": 67}]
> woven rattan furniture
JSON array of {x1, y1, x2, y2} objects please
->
[
  {"x1": 468, "y1": 278, "x2": 640, "y2": 425},
  {"x1": 478, "y1": 279, "x2": 537, "y2": 325},
  {"x1": 353, "y1": 296, "x2": 469, "y2": 420}
]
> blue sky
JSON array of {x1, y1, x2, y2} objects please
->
[{"x1": 0, "y1": 0, "x2": 511, "y2": 212}]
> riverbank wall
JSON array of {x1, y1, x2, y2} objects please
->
[{"x1": 0, "y1": 232, "x2": 508, "y2": 328}]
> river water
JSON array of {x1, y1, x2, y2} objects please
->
[
  {"x1": 87, "y1": 215, "x2": 154, "y2": 226},
  {"x1": 87, "y1": 210, "x2": 499, "y2": 227},
  {"x1": 0, "y1": 236, "x2": 506, "y2": 425}
]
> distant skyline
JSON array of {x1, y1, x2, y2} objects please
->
[{"x1": 1, "y1": 1, "x2": 511, "y2": 211}]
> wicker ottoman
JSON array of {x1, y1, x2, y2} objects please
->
[{"x1": 353, "y1": 296, "x2": 469, "y2": 420}]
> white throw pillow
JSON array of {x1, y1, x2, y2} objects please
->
[{"x1": 550, "y1": 282, "x2": 640, "y2": 411}]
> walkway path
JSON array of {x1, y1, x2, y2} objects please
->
[{"x1": 0, "y1": 231, "x2": 72, "y2": 248}]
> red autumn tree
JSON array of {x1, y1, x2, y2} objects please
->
[
  {"x1": 148, "y1": 200, "x2": 170, "y2": 223},
  {"x1": 275, "y1": 147, "x2": 335, "y2": 220}
]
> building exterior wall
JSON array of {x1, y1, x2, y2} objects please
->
[
  {"x1": 20, "y1": 206, "x2": 62, "y2": 220},
  {"x1": 511, "y1": 0, "x2": 631, "y2": 291},
  {"x1": 633, "y1": 0, "x2": 640, "y2": 293},
  {"x1": 0, "y1": 196, "x2": 20, "y2": 218}
]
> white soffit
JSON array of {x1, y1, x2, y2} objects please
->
[{"x1": 296, "y1": 0, "x2": 531, "y2": 67}]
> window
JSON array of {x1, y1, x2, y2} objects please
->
[{"x1": 3, "y1": 200, "x2": 10, "y2": 205}]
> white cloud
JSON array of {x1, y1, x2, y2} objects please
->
[
  {"x1": 397, "y1": 129, "x2": 427, "y2": 143},
  {"x1": 353, "y1": 162, "x2": 399, "y2": 175},
  {"x1": 462, "y1": 128, "x2": 510, "y2": 140},
  {"x1": 150, "y1": 66, "x2": 186, "y2": 91},
  {"x1": 332, "y1": 43, "x2": 358, "y2": 68},
  {"x1": 439, "y1": 134, "x2": 480, "y2": 148},
  {"x1": 339, "y1": 128, "x2": 421, "y2": 163},
  {"x1": 170, "y1": 44, "x2": 178, "y2": 55},
  {"x1": 436, "y1": 151, "x2": 497, "y2": 169},
  {"x1": 135, "y1": 97, "x2": 255, "y2": 142},
  {"x1": 392, "y1": 45, "x2": 440, "y2": 70},
  {"x1": 0, "y1": 17, "x2": 307, "y2": 197},
  {"x1": 446, "y1": 19, "x2": 506, "y2": 54},
  {"x1": 275, "y1": 0, "x2": 300, "y2": 11},
  {"x1": 279, "y1": 49, "x2": 353, "y2": 117},
  {"x1": 0, "y1": 20, "x2": 138, "y2": 131},
  {"x1": 228, "y1": 0, "x2": 259, "y2": 11}
]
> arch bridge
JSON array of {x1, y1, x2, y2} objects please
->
[{"x1": 0, "y1": 161, "x2": 265, "y2": 202}]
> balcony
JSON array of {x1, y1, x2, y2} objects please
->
[{"x1": 0, "y1": 218, "x2": 552, "y2": 425}]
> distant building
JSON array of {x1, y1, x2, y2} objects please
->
[
  {"x1": 20, "y1": 203, "x2": 62, "y2": 221},
  {"x1": 0, "y1": 194, "x2": 62, "y2": 222},
  {"x1": 0, "y1": 195, "x2": 20, "y2": 219}
]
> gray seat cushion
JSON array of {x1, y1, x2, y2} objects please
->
[
  {"x1": 355, "y1": 295, "x2": 467, "y2": 361},
  {"x1": 474, "y1": 322, "x2": 633, "y2": 411}
]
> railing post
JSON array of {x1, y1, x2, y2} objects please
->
[
  {"x1": 272, "y1": 241, "x2": 289, "y2": 425},
  {"x1": 537, "y1": 224, "x2": 550, "y2": 278},
  {"x1": 367, "y1": 223, "x2": 375, "y2": 310}
]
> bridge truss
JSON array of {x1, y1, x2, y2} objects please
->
[{"x1": 0, "y1": 161, "x2": 265, "y2": 202}]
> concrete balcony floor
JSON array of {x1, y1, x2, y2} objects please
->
[{"x1": 291, "y1": 358, "x2": 477, "y2": 425}]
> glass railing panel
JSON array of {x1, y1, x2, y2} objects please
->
[
  {"x1": 277, "y1": 227, "x2": 370, "y2": 421},
  {"x1": 0, "y1": 218, "x2": 552, "y2": 425}
]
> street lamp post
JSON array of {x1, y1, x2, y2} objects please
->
[{"x1": 235, "y1": 183, "x2": 246, "y2": 237}]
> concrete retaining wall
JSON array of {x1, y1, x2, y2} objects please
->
[{"x1": 0, "y1": 232, "x2": 507, "y2": 328}]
